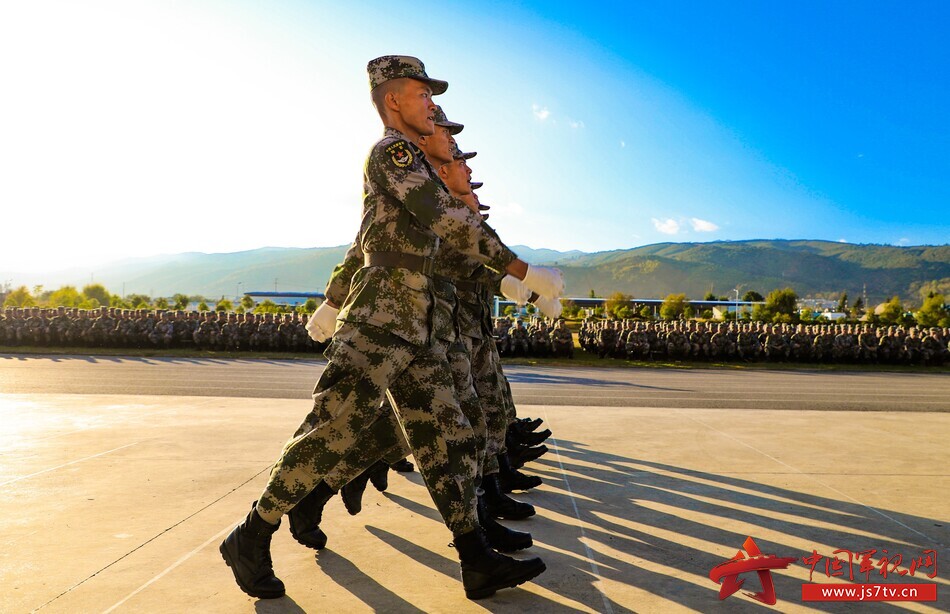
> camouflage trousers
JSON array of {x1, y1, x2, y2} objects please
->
[
  {"x1": 256, "y1": 323, "x2": 479, "y2": 536},
  {"x1": 475, "y1": 335, "x2": 512, "y2": 476},
  {"x1": 320, "y1": 334, "x2": 487, "y2": 491}
]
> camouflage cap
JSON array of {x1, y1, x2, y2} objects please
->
[
  {"x1": 367, "y1": 55, "x2": 448, "y2": 95},
  {"x1": 450, "y1": 142, "x2": 476, "y2": 160},
  {"x1": 433, "y1": 105, "x2": 463, "y2": 135}
]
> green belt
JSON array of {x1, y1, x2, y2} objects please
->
[{"x1": 363, "y1": 252, "x2": 435, "y2": 276}]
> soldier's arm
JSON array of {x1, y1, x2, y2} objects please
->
[
  {"x1": 370, "y1": 140, "x2": 518, "y2": 275},
  {"x1": 324, "y1": 234, "x2": 363, "y2": 309}
]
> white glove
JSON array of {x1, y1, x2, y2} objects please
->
[
  {"x1": 306, "y1": 302, "x2": 339, "y2": 342},
  {"x1": 500, "y1": 275, "x2": 532, "y2": 305},
  {"x1": 533, "y1": 295, "x2": 562, "y2": 319},
  {"x1": 522, "y1": 265, "x2": 564, "y2": 299}
]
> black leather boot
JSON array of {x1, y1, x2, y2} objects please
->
[
  {"x1": 219, "y1": 501, "x2": 285, "y2": 599},
  {"x1": 341, "y1": 466, "x2": 373, "y2": 515},
  {"x1": 477, "y1": 494, "x2": 532, "y2": 552},
  {"x1": 498, "y1": 453, "x2": 542, "y2": 493},
  {"x1": 287, "y1": 482, "x2": 335, "y2": 550},
  {"x1": 390, "y1": 458, "x2": 414, "y2": 472},
  {"x1": 508, "y1": 443, "x2": 548, "y2": 470},
  {"x1": 453, "y1": 527, "x2": 545, "y2": 599},
  {"x1": 511, "y1": 428, "x2": 552, "y2": 447},
  {"x1": 514, "y1": 417, "x2": 543, "y2": 432},
  {"x1": 368, "y1": 460, "x2": 390, "y2": 492},
  {"x1": 482, "y1": 473, "x2": 535, "y2": 520}
]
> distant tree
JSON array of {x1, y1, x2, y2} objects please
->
[
  {"x1": 48, "y1": 285, "x2": 83, "y2": 307},
  {"x1": 78, "y1": 298, "x2": 100, "y2": 309},
  {"x1": 215, "y1": 298, "x2": 233, "y2": 312},
  {"x1": 82, "y1": 283, "x2": 111, "y2": 307},
  {"x1": 799, "y1": 308, "x2": 815, "y2": 322},
  {"x1": 878, "y1": 296, "x2": 903, "y2": 325},
  {"x1": 683, "y1": 305, "x2": 695, "y2": 320},
  {"x1": 525, "y1": 304, "x2": 536, "y2": 315},
  {"x1": 852, "y1": 296, "x2": 864, "y2": 315},
  {"x1": 154, "y1": 297, "x2": 169, "y2": 309},
  {"x1": 837, "y1": 293, "x2": 849, "y2": 313},
  {"x1": 303, "y1": 298, "x2": 318, "y2": 313},
  {"x1": 765, "y1": 288, "x2": 799, "y2": 321},
  {"x1": 172, "y1": 293, "x2": 190, "y2": 310},
  {"x1": 700, "y1": 309, "x2": 713, "y2": 320},
  {"x1": 241, "y1": 295, "x2": 255, "y2": 310},
  {"x1": 916, "y1": 293, "x2": 948, "y2": 327},
  {"x1": 605, "y1": 292, "x2": 633, "y2": 319},
  {"x1": 616, "y1": 306, "x2": 635, "y2": 319},
  {"x1": 560, "y1": 300, "x2": 582, "y2": 319},
  {"x1": 197, "y1": 301, "x2": 210, "y2": 311},
  {"x1": 503, "y1": 305, "x2": 516, "y2": 316},
  {"x1": 659, "y1": 294, "x2": 688, "y2": 320},
  {"x1": 588, "y1": 289, "x2": 596, "y2": 298},
  {"x1": 742, "y1": 290, "x2": 764, "y2": 302},
  {"x1": 3, "y1": 286, "x2": 35, "y2": 307},
  {"x1": 126, "y1": 293, "x2": 151, "y2": 309},
  {"x1": 111, "y1": 296, "x2": 132, "y2": 309},
  {"x1": 254, "y1": 299, "x2": 279, "y2": 314},
  {"x1": 703, "y1": 292, "x2": 716, "y2": 301},
  {"x1": 639, "y1": 306, "x2": 653, "y2": 320}
]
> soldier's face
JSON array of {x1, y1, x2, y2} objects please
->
[
  {"x1": 439, "y1": 160, "x2": 474, "y2": 204},
  {"x1": 420, "y1": 126, "x2": 453, "y2": 165},
  {"x1": 395, "y1": 79, "x2": 436, "y2": 138}
]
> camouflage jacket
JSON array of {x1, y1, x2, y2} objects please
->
[{"x1": 331, "y1": 128, "x2": 516, "y2": 346}]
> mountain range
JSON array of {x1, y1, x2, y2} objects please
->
[{"x1": 3, "y1": 240, "x2": 948, "y2": 305}]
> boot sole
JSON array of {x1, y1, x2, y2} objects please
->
[
  {"x1": 491, "y1": 537, "x2": 533, "y2": 553},
  {"x1": 219, "y1": 541, "x2": 285, "y2": 599},
  {"x1": 465, "y1": 560, "x2": 547, "y2": 600},
  {"x1": 340, "y1": 488, "x2": 363, "y2": 516},
  {"x1": 289, "y1": 528, "x2": 328, "y2": 550}
]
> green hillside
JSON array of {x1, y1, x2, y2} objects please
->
[
  {"x1": 554, "y1": 240, "x2": 950, "y2": 303},
  {"x1": 5, "y1": 240, "x2": 948, "y2": 304}
]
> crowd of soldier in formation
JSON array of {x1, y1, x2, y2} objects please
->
[
  {"x1": 492, "y1": 317, "x2": 575, "y2": 358},
  {"x1": 493, "y1": 317, "x2": 949, "y2": 366},
  {"x1": 0, "y1": 306, "x2": 326, "y2": 352},
  {"x1": 4, "y1": 306, "x2": 948, "y2": 366}
]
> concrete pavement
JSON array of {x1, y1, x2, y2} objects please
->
[{"x1": 1, "y1": 391, "x2": 948, "y2": 613}]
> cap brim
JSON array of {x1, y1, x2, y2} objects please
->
[
  {"x1": 436, "y1": 120, "x2": 464, "y2": 135},
  {"x1": 478, "y1": 204, "x2": 490, "y2": 211},
  {"x1": 454, "y1": 151, "x2": 477, "y2": 160},
  {"x1": 412, "y1": 76, "x2": 448, "y2": 95},
  {"x1": 470, "y1": 181, "x2": 483, "y2": 190}
]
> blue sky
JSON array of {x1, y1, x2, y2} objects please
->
[{"x1": 0, "y1": 0, "x2": 947, "y2": 275}]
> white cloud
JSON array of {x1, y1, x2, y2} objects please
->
[
  {"x1": 532, "y1": 104, "x2": 550, "y2": 121},
  {"x1": 897, "y1": 237, "x2": 910, "y2": 246},
  {"x1": 620, "y1": 140, "x2": 626, "y2": 148},
  {"x1": 689, "y1": 217, "x2": 719, "y2": 232},
  {"x1": 838, "y1": 238, "x2": 848, "y2": 243},
  {"x1": 652, "y1": 217, "x2": 680, "y2": 234},
  {"x1": 568, "y1": 119, "x2": 585, "y2": 129}
]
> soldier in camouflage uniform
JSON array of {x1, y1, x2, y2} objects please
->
[
  {"x1": 221, "y1": 56, "x2": 559, "y2": 600},
  {"x1": 551, "y1": 318, "x2": 574, "y2": 358},
  {"x1": 509, "y1": 319, "x2": 529, "y2": 356},
  {"x1": 193, "y1": 312, "x2": 219, "y2": 350}
]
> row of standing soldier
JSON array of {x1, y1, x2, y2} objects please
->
[{"x1": 0, "y1": 306, "x2": 325, "y2": 352}]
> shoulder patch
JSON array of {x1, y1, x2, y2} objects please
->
[{"x1": 386, "y1": 140, "x2": 413, "y2": 168}]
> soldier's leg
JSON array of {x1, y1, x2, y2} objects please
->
[
  {"x1": 449, "y1": 336, "x2": 486, "y2": 482},
  {"x1": 475, "y1": 338, "x2": 508, "y2": 477},
  {"x1": 386, "y1": 338, "x2": 479, "y2": 537},
  {"x1": 256, "y1": 324, "x2": 415, "y2": 523}
]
